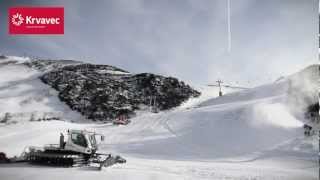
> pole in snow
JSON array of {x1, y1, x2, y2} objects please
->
[
  {"x1": 318, "y1": 93, "x2": 320, "y2": 180},
  {"x1": 149, "y1": 96, "x2": 157, "y2": 113},
  {"x1": 153, "y1": 96, "x2": 157, "y2": 112},
  {"x1": 149, "y1": 96, "x2": 153, "y2": 112},
  {"x1": 216, "y1": 80, "x2": 223, "y2": 96}
]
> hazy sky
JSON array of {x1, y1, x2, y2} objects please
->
[{"x1": 0, "y1": 0, "x2": 318, "y2": 86}]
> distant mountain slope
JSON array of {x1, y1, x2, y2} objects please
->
[
  {"x1": 0, "y1": 60, "x2": 83, "y2": 123},
  {"x1": 20, "y1": 58, "x2": 199, "y2": 121},
  {"x1": 38, "y1": 62, "x2": 200, "y2": 121}
]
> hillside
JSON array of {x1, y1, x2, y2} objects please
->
[
  {"x1": 28, "y1": 59, "x2": 200, "y2": 121},
  {"x1": 0, "y1": 57, "x2": 318, "y2": 179},
  {"x1": 0, "y1": 57, "x2": 83, "y2": 123},
  {"x1": 0, "y1": 56, "x2": 199, "y2": 123}
]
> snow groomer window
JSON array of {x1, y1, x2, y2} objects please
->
[{"x1": 71, "y1": 133, "x2": 88, "y2": 147}]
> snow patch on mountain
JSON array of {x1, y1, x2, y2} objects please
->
[{"x1": 0, "y1": 59, "x2": 84, "y2": 123}]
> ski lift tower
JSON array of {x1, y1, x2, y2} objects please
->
[
  {"x1": 216, "y1": 80, "x2": 223, "y2": 97},
  {"x1": 318, "y1": 5, "x2": 320, "y2": 179},
  {"x1": 318, "y1": 54, "x2": 320, "y2": 180}
]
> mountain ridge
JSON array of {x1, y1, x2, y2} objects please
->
[{"x1": 15, "y1": 57, "x2": 200, "y2": 121}]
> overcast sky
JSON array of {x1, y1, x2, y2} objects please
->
[{"x1": 0, "y1": 0, "x2": 318, "y2": 86}]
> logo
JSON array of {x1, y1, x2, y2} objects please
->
[
  {"x1": 11, "y1": 13, "x2": 24, "y2": 26},
  {"x1": 9, "y1": 7, "x2": 64, "y2": 35}
]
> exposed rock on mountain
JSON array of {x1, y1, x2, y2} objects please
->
[{"x1": 27, "y1": 60, "x2": 201, "y2": 121}]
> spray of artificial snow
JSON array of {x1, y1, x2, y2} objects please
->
[{"x1": 251, "y1": 103, "x2": 303, "y2": 128}]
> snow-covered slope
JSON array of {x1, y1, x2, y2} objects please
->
[
  {"x1": 0, "y1": 61, "x2": 318, "y2": 179},
  {"x1": 178, "y1": 84, "x2": 242, "y2": 109},
  {"x1": 0, "y1": 57, "x2": 84, "y2": 123},
  {"x1": 102, "y1": 65, "x2": 318, "y2": 160}
]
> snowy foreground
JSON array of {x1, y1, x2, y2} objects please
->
[{"x1": 0, "y1": 61, "x2": 318, "y2": 179}]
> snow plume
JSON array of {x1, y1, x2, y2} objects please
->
[
  {"x1": 286, "y1": 65, "x2": 319, "y2": 115},
  {"x1": 251, "y1": 103, "x2": 303, "y2": 128}
]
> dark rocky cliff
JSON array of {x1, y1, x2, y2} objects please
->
[{"x1": 25, "y1": 60, "x2": 200, "y2": 121}]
